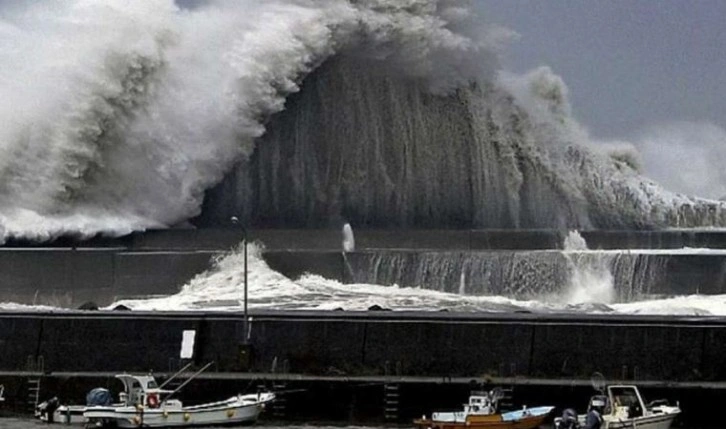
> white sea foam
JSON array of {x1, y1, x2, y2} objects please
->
[{"x1": 0, "y1": 302, "x2": 62, "y2": 312}]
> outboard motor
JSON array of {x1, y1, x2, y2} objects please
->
[
  {"x1": 555, "y1": 408, "x2": 580, "y2": 429},
  {"x1": 35, "y1": 397, "x2": 60, "y2": 423}
]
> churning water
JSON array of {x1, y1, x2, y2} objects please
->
[{"x1": 101, "y1": 233, "x2": 726, "y2": 316}]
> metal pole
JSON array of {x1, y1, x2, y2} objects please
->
[
  {"x1": 243, "y1": 227, "x2": 248, "y2": 344},
  {"x1": 231, "y1": 216, "x2": 248, "y2": 345},
  {"x1": 158, "y1": 362, "x2": 194, "y2": 390}
]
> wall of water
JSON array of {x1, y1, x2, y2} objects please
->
[
  {"x1": 345, "y1": 250, "x2": 668, "y2": 302},
  {"x1": 198, "y1": 56, "x2": 726, "y2": 230}
]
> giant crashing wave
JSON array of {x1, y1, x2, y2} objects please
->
[
  {"x1": 0, "y1": 0, "x2": 723, "y2": 243},
  {"x1": 201, "y1": 57, "x2": 726, "y2": 229}
]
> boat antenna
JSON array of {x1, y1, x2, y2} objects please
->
[
  {"x1": 162, "y1": 361, "x2": 215, "y2": 402},
  {"x1": 158, "y1": 362, "x2": 194, "y2": 390}
]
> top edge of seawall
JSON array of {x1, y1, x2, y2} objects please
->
[
  {"x1": 4, "y1": 228, "x2": 726, "y2": 251},
  {"x1": 1, "y1": 308, "x2": 726, "y2": 326}
]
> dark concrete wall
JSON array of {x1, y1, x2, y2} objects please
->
[
  {"x1": 3, "y1": 311, "x2": 726, "y2": 383},
  {"x1": 0, "y1": 250, "x2": 218, "y2": 307}
]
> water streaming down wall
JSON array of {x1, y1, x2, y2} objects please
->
[
  {"x1": 198, "y1": 56, "x2": 726, "y2": 230},
  {"x1": 344, "y1": 250, "x2": 668, "y2": 302}
]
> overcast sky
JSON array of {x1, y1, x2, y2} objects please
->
[{"x1": 476, "y1": 0, "x2": 726, "y2": 140}]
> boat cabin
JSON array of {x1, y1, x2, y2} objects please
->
[
  {"x1": 608, "y1": 385, "x2": 645, "y2": 419},
  {"x1": 464, "y1": 392, "x2": 497, "y2": 415},
  {"x1": 588, "y1": 385, "x2": 646, "y2": 420},
  {"x1": 115, "y1": 374, "x2": 171, "y2": 408}
]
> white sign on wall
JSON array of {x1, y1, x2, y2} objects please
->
[{"x1": 180, "y1": 330, "x2": 196, "y2": 359}]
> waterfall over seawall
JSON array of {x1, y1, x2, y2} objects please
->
[
  {"x1": 345, "y1": 250, "x2": 668, "y2": 302},
  {"x1": 198, "y1": 56, "x2": 726, "y2": 230}
]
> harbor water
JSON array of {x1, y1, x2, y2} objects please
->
[{"x1": 0, "y1": 418, "x2": 707, "y2": 429}]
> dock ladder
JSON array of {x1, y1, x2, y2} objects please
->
[
  {"x1": 383, "y1": 383, "x2": 400, "y2": 422},
  {"x1": 26, "y1": 354, "x2": 44, "y2": 411},
  {"x1": 270, "y1": 382, "x2": 287, "y2": 418},
  {"x1": 26, "y1": 377, "x2": 41, "y2": 410}
]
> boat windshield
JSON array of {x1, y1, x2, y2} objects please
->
[
  {"x1": 609, "y1": 387, "x2": 644, "y2": 418},
  {"x1": 610, "y1": 387, "x2": 639, "y2": 408},
  {"x1": 147, "y1": 380, "x2": 158, "y2": 389}
]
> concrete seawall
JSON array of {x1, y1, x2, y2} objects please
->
[
  {"x1": 5, "y1": 246, "x2": 726, "y2": 307},
  {"x1": 0, "y1": 249, "x2": 218, "y2": 307},
  {"x1": 2, "y1": 310, "x2": 726, "y2": 382}
]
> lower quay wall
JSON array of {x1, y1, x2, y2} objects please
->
[
  {"x1": 2, "y1": 310, "x2": 726, "y2": 426},
  {"x1": 2, "y1": 311, "x2": 726, "y2": 380}
]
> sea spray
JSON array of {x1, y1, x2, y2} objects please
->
[
  {"x1": 110, "y1": 242, "x2": 547, "y2": 312},
  {"x1": 561, "y1": 231, "x2": 616, "y2": 304},
  {"x1": 2, "y1": 2, "x2": 726, "y2": 240},
  {"x1": 0, "y1": 0, "x2": 498, "y2": 241}
]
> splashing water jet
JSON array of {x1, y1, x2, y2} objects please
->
[
  {"x1": 342, "y1": 223, "x2": 355, "y2": 253},
  {"x1": 562, "y1": 231, "x2": 615, "y2": 305}
]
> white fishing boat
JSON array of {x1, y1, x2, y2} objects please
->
[
  {"x1": 36, "y1": 362, "x2": 274, "y2": 427},
  {"x1": 83, "y1": 373, "x2": 274, "y2": 428},
  {"x1": 555, "y1": 384, "x2": 680, "y2": 429}
]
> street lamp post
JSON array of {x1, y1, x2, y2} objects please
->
[{"x1": 230, "y1": 216, "x2": 248, "y2": 345}]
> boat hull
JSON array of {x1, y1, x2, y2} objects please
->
[
  {"x1": 85, "y1": 402, "x2": 265, "y2": 428},
  {"x1": 414, "y1": 413, "x2": 549, "y2": 429},
  {"x1": 603, "y1": 412, "x2": 678, "y2": 429}
]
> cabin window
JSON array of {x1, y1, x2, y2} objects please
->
[
  {"x1": 610, "y1": 388, "x2": 639, "y2": 407},
  {"x1": 147, "y1": 380, "x2": 158, "y2": 389}
]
